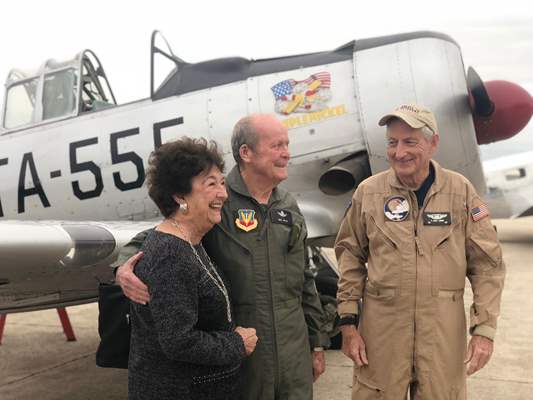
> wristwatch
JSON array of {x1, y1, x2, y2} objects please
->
[{"x1": 339, "y1": 314, "x2": 358, "y2": 326}]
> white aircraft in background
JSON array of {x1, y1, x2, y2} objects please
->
[
  {"x1": 0, "y1": 31, "x2": 532, "y2": 313},
  {"x1": 483, "y1": 151, "x2": 533, "y2": 218}
]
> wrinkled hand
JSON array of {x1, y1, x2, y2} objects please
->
[
  {"x1": 465, "y1": 335, "x2": 493, "y2": 375},
  {"x1": 341, "y1": 325, "x2": 368, "y2": 367},
  {"x1": 116, "y1": 252, "x2": 149, "y2": 305},
  {"x1": 235, "y1": 327, "x2": 258, "y2": 356},
  {"x1": 312, "y1": 350, "x2": 326, "y2": 382}
]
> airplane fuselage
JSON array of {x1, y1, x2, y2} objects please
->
[{"x1": 3, "y1": 31, "x2": 520, "y2": 313}]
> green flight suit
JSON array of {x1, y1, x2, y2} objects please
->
[{"x1": 115, "y1": 166, "x2": 330, "y2": 400}]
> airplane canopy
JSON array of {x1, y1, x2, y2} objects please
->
[
  {"x1": 1, "y1": 51, "x2": 116, "y2": 132},
  {"x1": 152, "y1": 31, "x2": 457, "y2": 100}
]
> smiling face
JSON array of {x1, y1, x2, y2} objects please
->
[
  {"x1": 181, "y1": 166, "x2": 227, "y2": 231},
  {"x1": 246, "y1": 115, "x2": 290, "y2": 185},
  {"x1": 386, "y1": 119, "x2": 439, "y2": 188}
]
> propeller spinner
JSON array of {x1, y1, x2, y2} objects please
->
[{"x1": 468, "y1": 67, "x2": 533, "y2": 145}]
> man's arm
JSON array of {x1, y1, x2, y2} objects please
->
[
  {"x1": 114, "y1": 229, "x2": 152, "y2": 304},
  {"x1": 335, "y1": 190, "x2": 368, "y2": 318},
  {"x1": 112, "y1": 229, "x2": 151, "y2": 269},
  {"x1": 302, "y1": 244, "x2": 331, "y2": 351},
  {"x1": 298, "y1": 225, "x2": 330, "y2": 382},
  {"x1": 335, "y1": 189, "x2": 369, "y2": 366},
  {"x1": 464, "y1": 183, "x2": 506, "y2": 374}
]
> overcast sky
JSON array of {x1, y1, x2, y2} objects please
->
[{"x1": 1, "y1": 0, "x2": 531, "y2": 159}]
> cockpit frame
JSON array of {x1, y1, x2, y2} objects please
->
[{"x1": 1, "y1": 50, "x2": 116, "y2": 134}]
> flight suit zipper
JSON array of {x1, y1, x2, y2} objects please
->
[
  {"x1": 411, "y1": 187, "x2": 438, "y2": 377},
  {"x1": 257, "y1": 201, "x2": 281, "y2": 394},
  {"x1": 410, "y1": 191, "x2": 420, "y2": 376},
  {"x1": 411, "y1": 194, "x2": 423, "y2": 256}
]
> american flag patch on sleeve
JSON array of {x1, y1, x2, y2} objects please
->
[{"x1": 471, "y1": 203, "x2": 490, "y2": 222}]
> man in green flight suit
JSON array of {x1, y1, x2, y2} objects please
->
[{"x1": 116, "y1": 114, "x2": 330, "y2": 399}]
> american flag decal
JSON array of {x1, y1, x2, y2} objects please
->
[
  {"x1": 471, "y1": 203, "x2": 489, "y2": 222},
  {"x1": 271, "y1": 79, "x2": 295, "y2": 100},
  {"x1": 271, "y1": 71, "x2": 332, "y2": 115},
  {"x1": 302, "y1": 71, "x2": 331, "y2": 88}
]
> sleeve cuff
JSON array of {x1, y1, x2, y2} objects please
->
[
  {"x1": 309, "y1": 331, "x2": 331, "y2": 349},
  {"x1": 470, "y1": 324, "x2": 496, "y2": 340},
  {"x1": 337, "y1": 300, "x2": 359, "y2": 316}
]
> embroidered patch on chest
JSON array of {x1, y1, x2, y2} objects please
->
[
  {"x1": 384, "y1": 195, "x2": 410, "y2": 222},
  {"x1": 423, "y1": 212, "x2": 451, "y2": 225},
  {"x1": 235, "y1": 209, "x2": 258, "y2": 232},
  {"x1": 270, "y1": 209, "x2": 292, "y2": 226}
]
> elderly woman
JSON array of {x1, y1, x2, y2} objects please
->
[{"x1": 128, "y1": 137, "x2": 257, "y2": 400}]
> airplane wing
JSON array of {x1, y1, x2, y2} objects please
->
[{"x1": 0, "y1": 220, "x2": 155, "y2": 313}]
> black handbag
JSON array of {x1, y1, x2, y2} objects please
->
[{"x1": 96, "y1": 283, "x2": 131, "y2": 369}]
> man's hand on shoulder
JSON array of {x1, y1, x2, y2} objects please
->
[
  {"x1": 116, "y1": 252, "x2": 150, "y2": 305},
  {"x1": 465, "y1": 335, "x2": 494, "y2": 375}
]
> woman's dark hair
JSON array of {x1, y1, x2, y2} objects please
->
[{"x1": 146, "y1": 137, "x2": 225, "y2": 217}]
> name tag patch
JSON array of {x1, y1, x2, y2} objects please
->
[
  {"x1": 423, "y1": 212, "x2": 451, "y2": 226},
  {"x1": 271, "y1": 209, "x2": 292, "y2": 226}
]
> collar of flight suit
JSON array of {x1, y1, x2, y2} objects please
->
[
  {"x1": 226, "y1": 165, "x2": 283, "y2": 206},
  {"x1": 386, "y1": 159, "x2": 447, "y2": 196}
]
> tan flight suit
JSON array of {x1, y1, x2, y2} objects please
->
[{"x1": 335, "y1": 160, "x2": 505, "y2": 400}]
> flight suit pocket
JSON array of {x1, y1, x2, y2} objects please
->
[
  {"x1": 352, "y1": 373, "x2": 383, "y2": 399},
  {"x1": 468, "y1": 236, "x2": 502, "y2": 269},
  {"x1": 432, "y1": 224, "x2": 467, "y2": 291},
  {"x1": 359, "y1": 283, "x2": 398, "y2": 365},
  {"x1": 365, "y1": 281, "x2": 396, "y2": 301},
  {"x1": 284, "y1": 221, "x2": 306, "y2": 295},
  {"x1": 366, "y1": 216, "x2": 401, "y2": 287}
]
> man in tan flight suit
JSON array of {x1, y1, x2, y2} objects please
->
[{"x1": 335, "y1": 104, "x2": 505, "y2": 399}]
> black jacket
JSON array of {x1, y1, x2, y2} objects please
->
[{"x1": 128, "y1": 230, "x2": 246, "y2": 400}]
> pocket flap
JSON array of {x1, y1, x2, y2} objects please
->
[{"x1": 355, "y1": 373, "x2": 383, "y2": 392}]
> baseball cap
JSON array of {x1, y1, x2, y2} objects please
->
[{"x1": 378, "y1": 103, "x2": 438, "y2": 134}]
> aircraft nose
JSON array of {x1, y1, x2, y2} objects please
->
[
  {"x1": 468, "y1": 68, "x2": 533, "y2": 145},
  {"x1": 474, "y1": 80, "x2": 532, "y2": 145}
]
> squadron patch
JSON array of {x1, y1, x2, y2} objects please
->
[
  {"x1": 384, "y1": 195, "x2": 410, "y2": 222},
  {"x1": 423, "y1": 212, "x2": 451, "y2": 226},
  {"x1": 235, "y1": 209, "x2": 258, "y2": 232}
]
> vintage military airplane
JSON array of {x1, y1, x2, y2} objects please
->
[{"x1": 0, "y1": 31, "x2": 532, "y2": 313}]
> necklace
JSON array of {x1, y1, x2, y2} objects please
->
[{"x1": 167, "y1": 219, "x2": 233, "y2": 323}]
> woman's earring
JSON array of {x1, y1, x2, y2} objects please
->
[{"x1": 179, "y1": 202, "x2": 189, "y2": 214}]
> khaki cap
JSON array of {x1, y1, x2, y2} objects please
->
[{"x1": 378, "y1": 103, "x2": 438, "y2": 134}]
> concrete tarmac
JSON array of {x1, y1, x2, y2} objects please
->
[{"x1": 1, "y1": 218, "x2": 532, "y2": 399}]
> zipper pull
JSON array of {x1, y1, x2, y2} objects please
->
[{"x1": 415, "y1": 237, "x2": 424, "y2": 256}]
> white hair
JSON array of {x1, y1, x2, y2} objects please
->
[
  {"x1": 420, "y1": 126, "x2": 434, "y2": 141},
  {"x1": 385, "y1": 123, "x2": 435, "y2": 142}
]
